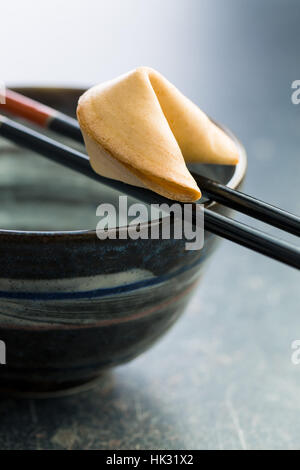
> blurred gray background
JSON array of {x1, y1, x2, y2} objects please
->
[{"x1": 0, "y1": 0, "x2": 300, "y2": 450}]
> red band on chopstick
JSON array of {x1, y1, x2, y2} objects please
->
[{"x1": 0, "y1": 89, "x2": 57, "y2": 127}]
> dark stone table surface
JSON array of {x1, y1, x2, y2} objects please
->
[{"x1": 0, "y1": 0, "x2": 299, "y2": 450}]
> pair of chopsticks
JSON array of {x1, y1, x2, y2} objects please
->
[{"x1": 0, "y1": 90, "x2": 299, "y2": 270}]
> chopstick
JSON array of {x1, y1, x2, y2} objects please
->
[
  {"x1": 2, "y1": 89, "x2": 83, "y2": 143},
  {"x1": 192, "y1": 173, "x2": 300, "y2": 237},
  {"x1": 0, "y1": 114, "x2": 299, "y2": 270},
  {"x1": 2, "y1": 89, "x2": 300, "y2": 237}
]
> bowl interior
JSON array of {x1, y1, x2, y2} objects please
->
[{"x1": 0, "y1": 87, "x2": 245, "y2": 232}]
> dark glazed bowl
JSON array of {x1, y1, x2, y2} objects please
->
[{"x1": 0, "y1": 87, "x2": 247, "y2": 396}]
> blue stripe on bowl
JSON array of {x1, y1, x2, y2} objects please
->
[{"x1": 0, "y1": 253, "x2": 208, "y2": 301}]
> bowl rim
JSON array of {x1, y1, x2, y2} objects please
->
[{"x1": 0, "y1": 86, "x2": 247, "y2": 239}]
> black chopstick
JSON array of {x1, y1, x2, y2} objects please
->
[
  {"x1": 0, "y1": 115, "x2": 299, "y2": 270},
  {"x1": 192, "y1": 173, "x2": 300, "y2": 237},
  {"x1": 3, "y1": 89, "x2": 300, "y2": 238}
]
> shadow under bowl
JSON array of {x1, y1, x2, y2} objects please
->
[{"x1": 0, "y1": 87, "x2": 247, "y2": 396}]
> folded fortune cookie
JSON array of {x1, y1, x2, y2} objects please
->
[{"x1": 77, "y1": 67, "x2": 239, "y2": 202}]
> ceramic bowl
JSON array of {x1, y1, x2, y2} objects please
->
[{"x1": 0, "y1": 87, "x2": 247, "y2": 396}]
